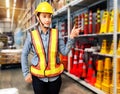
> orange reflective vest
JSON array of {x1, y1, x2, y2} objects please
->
[{"x1": 30, "y1": 29, "x2": 64, "y2": 78}]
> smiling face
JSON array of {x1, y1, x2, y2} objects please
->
[{"x1": 38, "y1": 12, "x2": 52, "y2": 28}]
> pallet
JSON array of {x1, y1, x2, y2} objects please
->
[{"x1": 0, "y1": 63, "x2": 21, "y2": 70}]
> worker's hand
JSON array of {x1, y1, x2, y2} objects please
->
[
  {"x1": 70, "y1": 26, "x2": 81, "y2": 39},
  {"x1": 25, "y1": 73, "x2": 32, "y2": 83}
]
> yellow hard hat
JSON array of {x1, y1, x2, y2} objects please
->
[{"x1": 35, "y1": 2, "x2": 53, "y2": 14}]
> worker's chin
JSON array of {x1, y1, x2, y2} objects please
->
[{"x1": 44, "y1": 25, "x2": 50, "y2": 28}]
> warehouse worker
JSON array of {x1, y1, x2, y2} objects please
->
[{"x1": 21, "y1": 1, "x2": 80, "y2": 94}]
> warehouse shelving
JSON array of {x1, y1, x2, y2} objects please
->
[
  {"x1": 93, "y1": 52, "x2": 113, "y2": 57},
  {"x1": 18, "y1": 0, "x2": 35, "y2": 30},
  {"x1": 64, "y1": 71, "x2": 105, "y2": 94},
  {"x1": 112, "y1": 0, "x2": 118, "y2": 94},
  {"x1": 52, "y1": 0, "x2": 118, "y2": 94},
  {"x1": 75, "y1": 45, "x2": 114, "y2": 57},
  {"x1": 62, "y1": 32, "x2": 113, "y2": 38},
  {"x1": 23, "y1": 22, "x2": 38, "y2": 32},
  {"x1": 78, "y1": 33, "x2": 113, "y2": 37},
  {"x1": 19, "y1": 7, "x2": 31, "y2": 24},
  {"x1": 53, "y1": 0, "x2": 106, "y2": 17}
]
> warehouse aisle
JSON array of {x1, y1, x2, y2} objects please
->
[{"x1": 0, "y1": 66, "x2": 95, "y2": 94}]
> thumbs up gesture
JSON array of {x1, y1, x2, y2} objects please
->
[{"x1": 70, "y1": 26, "x2": 81, "y2": 39}]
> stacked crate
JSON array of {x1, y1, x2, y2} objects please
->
[{"x1": 0, "y1": 49, "x2": 22, "y2": 64}]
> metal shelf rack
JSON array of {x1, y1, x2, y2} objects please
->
[{"x1": 52, "y1": 0, "x2": 119, "y2": 94}]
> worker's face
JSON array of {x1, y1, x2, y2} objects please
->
[{"x1": 38, "y1": 13, "x2": 52, "y2": 27}]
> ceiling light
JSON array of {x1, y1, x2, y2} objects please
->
[
  {"x1": 13, "y1": 3, "x2": 16, "y2": 7},
  {"x1": 6, "y1": 0, "x2": 10, "y2": 8},
  {"x1": 7, "y1": 9, "x2": 10, "y2": 18},
  {"x1": 14, "y1": 0, "x2": 17, "y2": 3}
]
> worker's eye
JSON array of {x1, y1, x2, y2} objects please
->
[
  {"x1": 43, "y1": 15, "x2": 51, "y2": 18},
  {"x1": 43, "y1": 15, "x2": 47, "y2": 18}
]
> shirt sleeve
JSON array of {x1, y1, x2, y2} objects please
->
[
  {"x1": 58, "y1": 31, "x2": 75, "y2": 56},
  {"x1": 21, "y1": 32, "x2": 32, "y2": 77}
]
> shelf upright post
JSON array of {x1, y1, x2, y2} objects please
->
[
  {"x1": 67, "y1": 6, "x2": 71, "y2": 72},
  {"x1": 113, "y1": 0, "x2": 118, "y2": 93},
  {"x1": 56, "y1": 18, "x2": 59, "y2": 29}
]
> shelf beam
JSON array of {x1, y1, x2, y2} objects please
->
[
  {"x1": 23, "y1": 22, "x2": 38, "y2": 32},
  {"x1": 64, "y1": 71, "x2": 106, "y2": 94}
]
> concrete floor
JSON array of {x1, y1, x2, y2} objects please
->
[{"x1": 0, "y1": 64, "x2": 95, "y2": 94}]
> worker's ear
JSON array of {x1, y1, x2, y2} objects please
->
[{"x1": 36, "y1": 15, "x2": 40, "y2": 22}]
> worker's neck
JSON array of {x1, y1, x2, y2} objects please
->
[{"x1": 40, "y1": 25, "x2": 48, "y2": 34}]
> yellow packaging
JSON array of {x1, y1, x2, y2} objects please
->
[
  {"x1": 118, "y1": 13, "x2": 120, "y2": 32},
  {"x1": 100, "y1": 11, "x2": 110, "y2": 33},
  {"x1": 102, "y1": 58, "x2": 112, "y2": 85},
  {"x1": 95, "y1": 60, "x2": 104, "y2": 89},
  {"x1": 108, "y1": 10, "x2": 114, "y2": 33},
  {"x1": 102, "y1": 83, "x2": 110, "y2": 94},
  {"x1": 100, "y1": 39, "x2": 107, "y2": 54},
  {"x1": 109, "y1": 40, "x2": 113, "y2": 55},
  {"x1": 117, "y1": 40, "x2": 120, "y2": 55},
  {"x1": 108, "y1": 10, "x2": 119, "y2": 33}
]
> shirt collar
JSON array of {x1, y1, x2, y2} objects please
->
[{"x1": 38, "y1": 26, "x2": 50, "y2": 35}]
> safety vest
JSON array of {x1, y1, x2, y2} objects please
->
[{"x1": 30, "y1": 29, "x2": 64, "y2": 78}]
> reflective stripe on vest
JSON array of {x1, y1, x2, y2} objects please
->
[{"x1": 30, "y1": 29, "x2": 64, "y2": 77}]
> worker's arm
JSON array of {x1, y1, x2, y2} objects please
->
[
  {"x1": 59, "y1": 26, "x2": 80, "y2": 55},
  {"x1": 21, "y1": 32, "x2": 32, "y2": 83}
]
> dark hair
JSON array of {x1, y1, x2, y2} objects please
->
[{"x1": 37, "y1": 12, "x2": 40, "y2": 17}]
